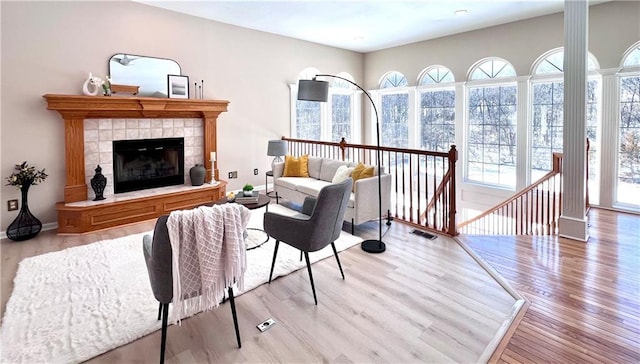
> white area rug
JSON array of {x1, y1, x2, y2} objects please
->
[{"x1": 0, "y1": 204, "x2": 362, "y2": 363}]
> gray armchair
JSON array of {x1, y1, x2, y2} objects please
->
[
  {"x1": 264, "y1": 178, "x2": 352, "y2": 305},
  {"x1": 143, "y1": 215, "x2": 241, "y2": 364}
]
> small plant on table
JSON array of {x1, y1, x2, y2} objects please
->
[{"x1": 242, "y1": 184, "x2": 254, "y2": 196}]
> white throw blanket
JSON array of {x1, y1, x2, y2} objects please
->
[{"x1": 166, "y1": 203, "x2": 250, "y2": 323}]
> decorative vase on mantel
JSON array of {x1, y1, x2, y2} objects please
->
[
  {"x1": 190, "y1": 164, "x2": 205, "y2": 186},
  {"x1": 90, "y1": 165, "x2": 107, "y2": 201},
  {"x1": 6, "y1": 182, "x2": 42, "y2": 241}
]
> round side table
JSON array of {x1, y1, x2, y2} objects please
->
[{"x1": 231, "y1": 194, "x2": 271, "y2": 250}]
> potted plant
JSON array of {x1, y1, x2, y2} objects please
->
[
  {"x1": 242, "y1": 184, "x2": 254, "y2": 196},
  {"x1": 5, "y1": 161, "x2": 48, "y2": 241}
]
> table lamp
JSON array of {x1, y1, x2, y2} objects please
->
[{"x1": 267, "y1": 140, "x2": 287, "y2": 170}]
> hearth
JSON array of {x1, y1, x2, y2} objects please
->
[{"x1": 113, "y1": 138, "x2": 184, "y2": 193}]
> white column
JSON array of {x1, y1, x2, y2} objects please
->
[
  {"x1": 559, "y1": 0, "x2": 589, "y2": 241},
  {"x1": 598, "y1": 69, "x2": 621, "y2": 208},
  {"x1": 516, "y1": 76, "x2": 531, "y2": 191}
]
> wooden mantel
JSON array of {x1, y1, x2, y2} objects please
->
[
  {"x1": 43, "y1": 94, "x2": 229, "y2": 233},
  {"x1": 44, "y1": 94, "x2": 229, "y2": 119},
  {"x1": 43, "y1": 94, "x2": 228, "y2": 203}
]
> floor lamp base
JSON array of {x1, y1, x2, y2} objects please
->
[{"x1": 361, "y1": 239, "x2": 386, "y2": 253}]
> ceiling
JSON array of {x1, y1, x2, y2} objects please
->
[{"x1": 135, "y1": 0, "x2": 607, "y2": 53}]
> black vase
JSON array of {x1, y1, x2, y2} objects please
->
[
  {"x1": 91, "y1": 165, "x2": 107, "y2": 201},
  {"x1": 6, "y1": 183, "x2": 42, "y2": 241},
  {"x1": 190, "y1": 164, "x2": 206, "y2": 186}
]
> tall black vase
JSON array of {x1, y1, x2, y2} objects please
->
[
  {"x1": 6, "y1": 184, "x2": 42, "y2": 241},
  {"x1": 91, "y1": 165, "x2": 107, "y2": 201}
]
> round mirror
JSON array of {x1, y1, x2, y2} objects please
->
[{"x1": 108, "y1": 53, "x2": 181, "y2": 97}]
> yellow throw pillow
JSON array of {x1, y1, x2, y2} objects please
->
[
  {"x1": 283, "y1": 155, "x2": 309, "y2": 177},
  {"x1": 351, "y1": 163, "x2": 375, "y2": 191}
]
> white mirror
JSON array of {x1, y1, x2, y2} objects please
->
[{"x1": 108, "y1": 53, "x2": 181, "y2": 97}]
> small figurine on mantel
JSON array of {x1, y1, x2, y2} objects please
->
[{"x1": 91, "y1": 165, "x2": 107, "y2": 201}]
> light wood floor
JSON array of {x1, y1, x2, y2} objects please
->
[
  {"x1": 460, "y1": 208, "x2": 640, "y2": 363},
  {"x1": 1, "y1": 202, "x2": 520, "y2": 363}
]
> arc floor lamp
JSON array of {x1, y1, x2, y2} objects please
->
[{"x1": 298, "y1": 75, "x2": 386, "y2": 253}]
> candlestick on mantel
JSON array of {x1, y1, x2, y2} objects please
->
[{"x1": 210, "y1": 151, "x2": 217, "y2": 183}]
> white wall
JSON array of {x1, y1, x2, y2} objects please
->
[{"x1": 0, "y1": 1, "x2": 363, "y2": 230}]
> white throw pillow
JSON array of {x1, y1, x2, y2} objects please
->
[{"x1": 332, "y1": 165, "x2": 354, "y2": 183}]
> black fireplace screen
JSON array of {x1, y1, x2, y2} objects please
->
[{"x1": 113, "y1": 137, "x2": 184, "y2": 193}]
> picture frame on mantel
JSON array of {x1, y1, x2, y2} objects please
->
[{"x1": 167, "y1": 74, "x2": 189, "y2": 99}]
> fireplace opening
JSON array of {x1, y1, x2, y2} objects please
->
[{"x1": 113, "y1": 138, "x2": 184, "y2": 194}]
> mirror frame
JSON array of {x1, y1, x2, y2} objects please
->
[{"x1": 108, "y1": 53, "x2": 181, "y2": 97}]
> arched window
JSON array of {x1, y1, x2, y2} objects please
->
[
  {"x1": 622, "y1": 44, "x2": 640, "y2": 67},
  {"x1": 469, "y1": 59, "x2": 516, "y2": 80},
  {"x1": 617, "y1": 42, "x2": 640, "y2": 208},
  {"x1": 466, "y1": 58, "x2": 518, "y2": 188},
  {"x1": 417, "y1": 65, "x2": 456, "y2": 152},
  {"x1": 380, "y1": 71, "x2": 408, "y2": 88},
  {"x1": 533, "y1": 49, "x2": 597, "y2": 75},
  {"x1": 530, "y1": 49, "x2": 601, "y2": 204},
  {"x1": 418, "y1": 65, "x2": 455, "y2": 85},
  {"x1": 291, "y1": 69, "x2": 359, "y2": 143},
  {"x1": 378, "y1": 71, "x2": 409, "y2": 148}
]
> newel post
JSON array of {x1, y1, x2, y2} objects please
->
[
  {"x1": 339, "y1": 137, "x2": 347, "y2": 161},
  {"x1": 447, "y1": 145, "x2": 458, "y2": 236}
]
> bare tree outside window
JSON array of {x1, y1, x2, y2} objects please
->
[
  {"x1": 618, "y1": 75, "x2": 640, "y2": 205},
  {"x1": 467, "y1": 85, "x2": 518, "y2": 187},
  {"x1": 419, "y1": 89, "x2": 455, "y2": 152},
  {"x1": 466, "y1": 58, "x2": 518, "y2": 188},
  {"x1": 531, "y1": 80, "x2": 599, "y2": 181},
  {"x1": 296, "y1": 100, "x2": 321, "y2": 140},
  {"x1": 418, "y1": 66, "x2": 456, "y2": 153},
  {"x1": 381, "y1": 93, "x2": 409, "y2": 148},
  {"x1": 379, "y1": 71, "x2": 409, "y2": 148},
  {"x1": 331, "y1": 94, "x2": 351, "y2": 142}
]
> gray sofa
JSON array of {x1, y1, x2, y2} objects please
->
[{"x1": 272, "y1": 157, "x2": 391, "y2": 232}]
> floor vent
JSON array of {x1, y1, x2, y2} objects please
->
[{"x1": 411, "y1": 229, "x2": 438, "y2": 240}]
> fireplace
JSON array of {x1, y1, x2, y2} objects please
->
[{"x1": 113, "y1": 138, "x2": 185, "y2": 193}]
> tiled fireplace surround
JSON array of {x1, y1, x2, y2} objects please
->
[
  {"x1": 83, "y1": 118, "x2": 204, "y2": 200},
  {"x1": 44, "y1": 95, "x2": 227, "y2": 234}
]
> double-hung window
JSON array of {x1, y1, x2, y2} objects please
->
[
  {"x1": 330, "y1": 76, "x2": 356, "y2": 142},
  {"x1": 379, "y1": 71, "x2": 409, "y2": 148},
  {"x1": 617, "y1": 43, "x2": 640, "y2": 208},
  {"x1": 418, "y1": 65, "x2": 456, "y2": 152},
  {"x1": 466, "y1": 59, "x2": 518, "y2": 188}
]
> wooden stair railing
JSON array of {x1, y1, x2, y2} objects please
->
[
  {"x1": 458, "y1": 154, "x2": 567, "y2": 235},
  {"x1": 458, "y1": 138, "x2": 590, "y2": 236},
  {"x1": 420, "y1": 146, "x2": 458, "y2": 236},
  {"x1": 281, "y1": 137, "x2": 459, "y2": 236}
]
